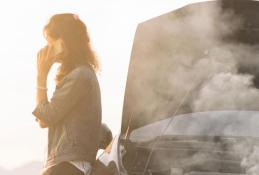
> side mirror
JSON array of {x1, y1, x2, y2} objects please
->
[{"x1": 99, "y1": 123, "x2": 113, "y2": 150}]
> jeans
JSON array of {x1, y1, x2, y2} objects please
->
[{"x1": 43, "y1": 162, "x2": 84, "y2": 175}]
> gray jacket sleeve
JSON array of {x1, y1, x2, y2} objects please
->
[{"x1": 32, "y1": 72, "x2": 89, "y2": 126}]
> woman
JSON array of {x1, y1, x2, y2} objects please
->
[{"x1": 32, "y1": 13, "x2": 102, "y2": 175}]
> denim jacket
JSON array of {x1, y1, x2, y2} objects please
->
[{"x1": 32, "y1": 65, "x2": 102, "y2": 169}]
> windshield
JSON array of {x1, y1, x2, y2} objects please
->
[{"x1": 130, "y1": 111, "x2": 259, "y2": 142}]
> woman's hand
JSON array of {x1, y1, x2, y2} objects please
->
[
  {"x1": 37, "y1": 46, "x2": 56, "y2": 80},
  {"x1": 35, "y1": 45, "x2": 56, "y2": 106}
]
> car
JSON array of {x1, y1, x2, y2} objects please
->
[{"x1": 94, "y1": 0, "x2": 259, "y2": 174}]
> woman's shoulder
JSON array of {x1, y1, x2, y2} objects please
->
[{"x1": 66, "y1": 65, "x2": 96, "y2": 82}]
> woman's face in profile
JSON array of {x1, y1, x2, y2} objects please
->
[
  {"x1": 43, "y1": 31, "x2": 62, "y2": 63},
  {"x1": 45, "y1": 35, "x2": 55, "y2": 46}
]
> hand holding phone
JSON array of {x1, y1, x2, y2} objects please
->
[{"x1": 37, "y1": 38, "x2": 65, "y2": 78}]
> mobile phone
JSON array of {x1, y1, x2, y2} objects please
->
[{"x1": 51, "y1": 39, "x2": 64, "y2": 57}]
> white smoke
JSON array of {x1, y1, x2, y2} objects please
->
[
  {"x1": 241, "y1": 145, "x2": 259, "y2": 175},
  {"x1": 193, "y1": 72, "x2": 259, "y2": 111},
  {"x1": 127, "y1": 1, "x2": 259, "y2": 174},
  {"x1": 130, "y1": 1, "x2": 246, "y2": 119},
  {"x1": 131, "y1": 1, "x2": 259, "y2": 118}
]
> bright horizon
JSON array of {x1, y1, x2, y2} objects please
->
[{"x1": 0, "y1": 0, "x2": 202, "y2": 170}]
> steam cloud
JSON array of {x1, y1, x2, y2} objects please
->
[
  {"x1": 132, "y1": 1, "x2": 259, "y2": 117},
  {"x1": 127, "y1": 1, "x2": 259, "y2": 174}
]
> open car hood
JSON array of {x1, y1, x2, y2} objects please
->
[{"x1": 121, "y1": 0, "x2": 259, "y2": 135}]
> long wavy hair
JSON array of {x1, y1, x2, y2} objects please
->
[{"x1": 44, "y1": 13, "x2": 100, "y2": 86}]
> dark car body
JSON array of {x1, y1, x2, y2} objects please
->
[{"x1": 96, "y1": 0, "x2": 259, "y2": 174}]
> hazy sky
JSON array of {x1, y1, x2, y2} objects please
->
[{"x1": 0, "y1": 0, "x2": 203, "y2": 170}]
